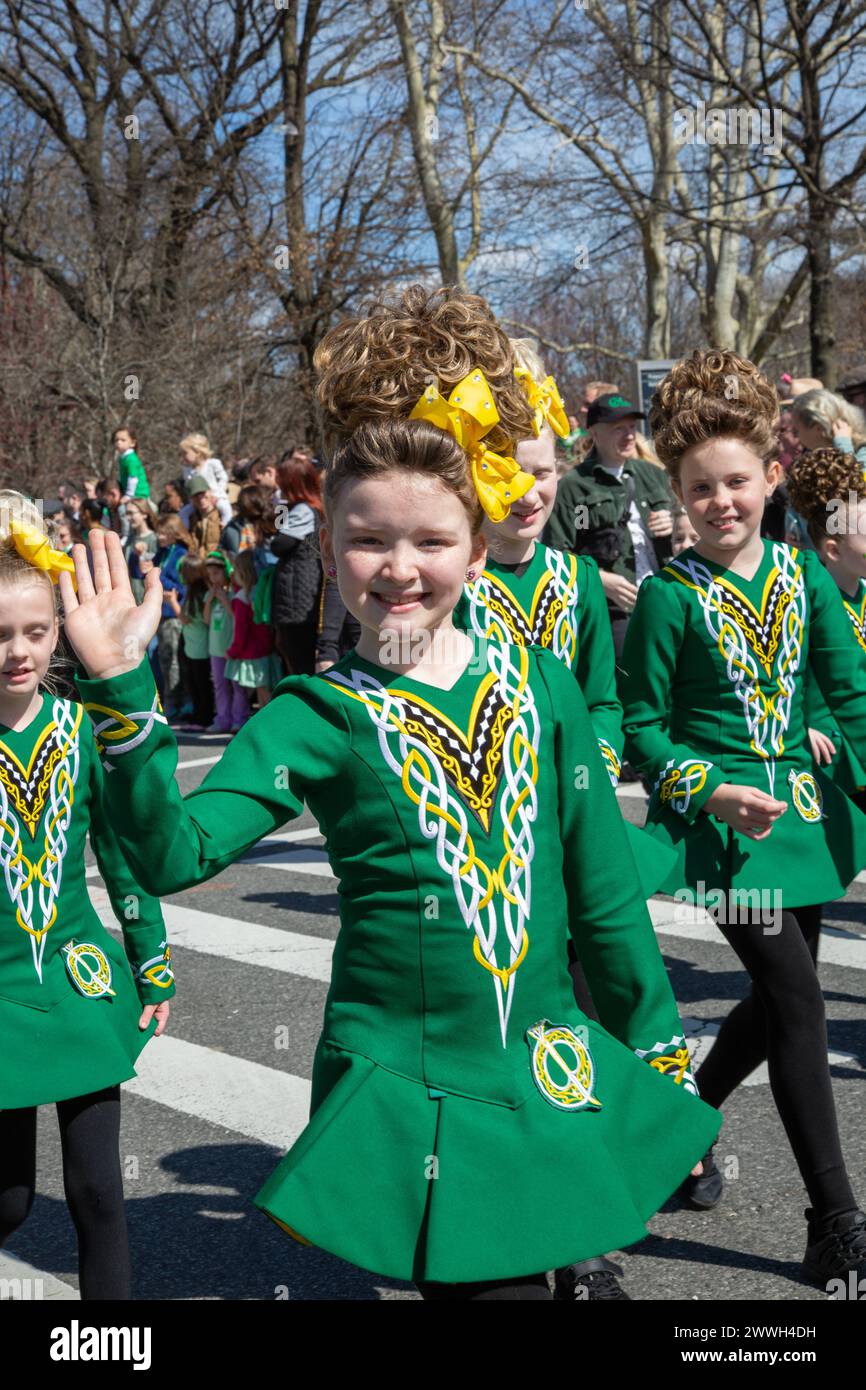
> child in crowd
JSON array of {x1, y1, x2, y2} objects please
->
[
  {"x1": 203, "y1": 551, "x2": 239, "y2": 734},
  {"x1": 113, "y1": 426, "x2": 150, "y2": 501},
  {"x1": 223, "y1": 549, "x2": 282, "y2": 728},
  {"x1": 176, "y1": 557, "x2": 215, "y2": 732},
  {"x1": 179, "y1": 434, "x2": 233, "y2": 526}
]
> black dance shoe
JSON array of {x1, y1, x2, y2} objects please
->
[
  {"x1": 802, "y1": 1208, "x2": 866, "y2": 1287},
  {"x1": 678, "y1": 1146, "x2": 724, "y2": 1210},
  {"x1": 554, "y1": 1256, "x2": 631, "y2": 1300}
]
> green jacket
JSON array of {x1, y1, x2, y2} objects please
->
[
  {"x1": 544, "y1": 449, "x2": 676, "y2": 591},
  {"x1": 0, "y1": 690, "x2": 173, "y2": 1108},
  {"x1": 77, "y1": 634, "x2": 719, "y2": 1284}
]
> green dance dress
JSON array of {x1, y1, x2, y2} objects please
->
[
  {"x1": 621, "y1": 542, "x2": 866, "y2": 907},
  {"x1": 0, "y1": 690, "x2": 174, "y2": 1109},
  {"x1": 77, "y1": 632, "x2": 720, "y2": 1283}
]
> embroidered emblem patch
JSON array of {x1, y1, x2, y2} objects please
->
[
  {"x1": 62, "y1": 940, "x2": 116, "y2": 998},
  {"x1": 788, "y1": 769, "x2": 824, "y2": 823},
  {"x1": 526, "y1": 1019, "x2": 602, "y2": 1111}
]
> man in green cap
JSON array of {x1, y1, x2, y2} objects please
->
[{"x1": 544, "y1": 392, "x2": 676, "y2": 667}]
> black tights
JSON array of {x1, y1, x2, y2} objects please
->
[
  {"x1": 0, "y1": 1086, "x2": 130, "y2": 1300},
  {"x1": 696, "y1": 904, "x2": 857, "y2": 1223}
]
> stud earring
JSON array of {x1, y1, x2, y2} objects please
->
[
  {"x1": 327, "y1": 564, "x2": 337, "y2": 577},
  {"x1": 466, "y1": 569, "x2": 475, "y2": 580}
]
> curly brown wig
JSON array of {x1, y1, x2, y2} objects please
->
[
  {"x1": 314, "y1": 284, "x2": 536, "y2": 456},
  {"x1": 786, "y1": 448, "x2": 866, "y2": 548},
  {"x1": 649, "y1": 348, "x2": 780, "y2": 479}
]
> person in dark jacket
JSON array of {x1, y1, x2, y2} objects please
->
[
  {"x1": 315, "y1": 574, "x2": 361, "y2": 670},
  {"x1": 271, "y1": 452, "x2": 325, "y2": 675}
]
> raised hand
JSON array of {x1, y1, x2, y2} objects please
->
[{"x1": 58, "y1": 530, "x2": 164, "y2": 680}]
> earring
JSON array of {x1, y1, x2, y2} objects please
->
[
  {"x1": 327, "y1": 564, "x2": 337, "y2": 577},
  {"x1": 466, "y1": 569, "x2": 475, "y2": 580}
]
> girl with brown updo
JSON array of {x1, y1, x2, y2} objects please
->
[
  {"x1": 787, "y1": 447, "x2": 866, "y2": 813},
  {"x1": 59, "y1": 285, "x2": 718, "y2": 1302},
  {"x1": 620, "y1": 348, "x2": 866, "y2": 1287}
]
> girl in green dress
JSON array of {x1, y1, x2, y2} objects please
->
[
  {"x1": 61, "y1": 286, "x2": 719, "y2": 1301},
  {"x1": 786, "y1": 448, "x2": 866, "y2": 815},
  {"x1": 0, "y1": 492, "x2": 173, "y2": 1300},
  {"x1": 453, "y1": 339, "x2": 677, "y2": 902},
  {"x1": 454, "y1": 341, "x2": 623, "y2": 784},
  {"x1": 620, "y1": 349, "x2": 866, "y2": 1286}
]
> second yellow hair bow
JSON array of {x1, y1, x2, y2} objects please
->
[
  {"x1": 409, "y1": 369, "x2": 534, "y2": 523},
  {"x1": 8, "y1": 517, "x2": 77, "y2": 591},
  {"x1": 514, "y1": 367, "x2": 570, "y2": 439}
]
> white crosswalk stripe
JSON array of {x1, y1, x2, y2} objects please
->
[{"x1": 125, "y1": 1035, "x2": 310, "y2": 1149}]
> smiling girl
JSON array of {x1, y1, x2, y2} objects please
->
[
  {"x1": 61, "y1": 286, "x2": 718, "y2": 1301},
  {"x1": 620, "y1": 349, "x2": 866, "y2": 1286},
  {"x1": 454, "y1": 341, "x2": 624, "y2": 788},
  {"x1": 0, "y1": 491, "x2": 172, "y2": 1300}
]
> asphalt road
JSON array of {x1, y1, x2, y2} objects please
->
[{"x1": 3, "y1": 738, "x2": 864, "y2": 1302}]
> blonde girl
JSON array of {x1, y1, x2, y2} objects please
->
[
  {"x1": 179, "y1": 433, "x2": 233, "y2": 526},
  {"x1": 0, "y1": 492, "x2": 171, "y2": 1300}
]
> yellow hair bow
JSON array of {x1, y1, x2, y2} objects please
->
[
  {"x1": 8, "y1": 517, "x2": 77, "y2": 591},
  {"x1": 514, "y1": 367, "x2": 570, "y2": 439},
  {"x1": 409, "y1": 369, "x2": 534, "y2": 523}
]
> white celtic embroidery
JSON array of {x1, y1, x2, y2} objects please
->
[
  {"x1": 137, "y1": 938, "x2": 175, "y2": 989},
  {"x1": 462, "y1": 546, "x2": 579, "y2": 667},
  {"x1": 634, "y1": 1032, "x2": 698, "y2": 1095},
  {"x1": 85, "y1": 693, "x2": 168, "y2": 771},
  {"x1": 0, "y1": 699, "x2": 82, "y2": 981},
  {"x1": 654, "y1": 757, "x2": 714, "y2": 815},
  {"x1": 669, "y1": 544, "x2": 806, "y2": 796},
  {"x1": 325, "y1": 642, "x2": 539, "y2": 1047},
  {"x1": 597, "y1": 738, "x2": 621, "y2": 788}
]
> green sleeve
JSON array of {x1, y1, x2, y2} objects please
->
[
  {"x1": 619, "y1": 575, "x2": 726, "y2": 822},
  {"x1": 534, "y1": 646, "x2": 697, "y2": 1091},
  {"x1": 544, "y1": 474, "x2": 580, "y2": 554},
  {"x1": 806, "y1": 551, "x2": 866, "y2": 751},
  {"x1": 575, "y1": 555, "x2": 623, "y2": 784},
  {"x1": 76, "y1": 657, "x2": 346, "y2": 897},
  {"x1": 87, "y1": 732, "x2": 175, "y2": 1005}
]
